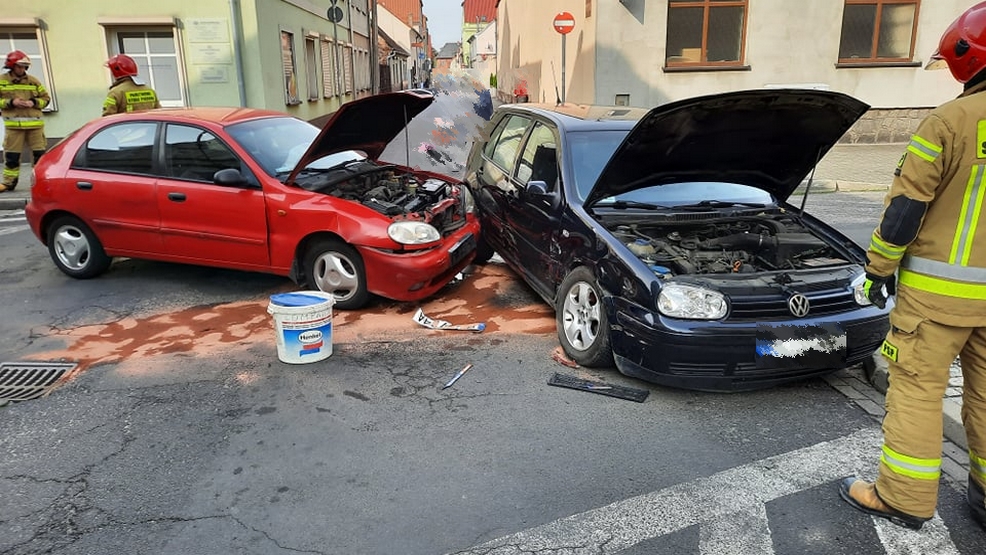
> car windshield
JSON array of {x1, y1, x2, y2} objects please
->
[
  {"x1": 226, "y1": 117, "x2": 365, "y2": 178},
  {"x1": 568, "y1": 130, "x2": 774, "y2": 207}
]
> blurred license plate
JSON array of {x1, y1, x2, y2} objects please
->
[
  {"x1": 448, "y1": 233, "x2": 476, "y2": 267},
  {"x1": 755, "y1": 323, "x2": 846, "y2": 370}
]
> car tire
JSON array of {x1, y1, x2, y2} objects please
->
[
  {"x1": 473, "y1": 233, "x2": 495, "y2": 265},
  {"x1": 303, "y1": 239, "x2": 370, "y2": 310},
  {"x1": 555, "y1": 266, "x2": 614, "y2": 367},
  {"x1": 46, "y1": 216, "x2": 112, "y2": 279}
]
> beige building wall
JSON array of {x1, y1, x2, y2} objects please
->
[
  {"x1": 498, "y1": 0, "x2": 965, "y2": 140},
  {"x1": 496, "y1": 0, "x2": 596, "y2": 105},
  {"x1": 1, "y1": 0, "x2": 369, "y2": 141}
]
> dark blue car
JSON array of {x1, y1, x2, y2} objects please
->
[{"x1": 464, "y1": 89, "x2": 891, "y2": 392}]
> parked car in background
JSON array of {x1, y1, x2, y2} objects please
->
[
  {"x1": 464, "y1": 90, "x2": 891, "y2": 392},
  {"x1": 25, "y1": 91, "x2": 480, "y2": 310}
]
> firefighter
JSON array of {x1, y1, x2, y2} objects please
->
[
  {"x1": 839, "y1": 2, "x2": 986, "y2": 531},
  {"x1": 0, "y1": 50, "x2": 50, "y2": 193},
  {"x1": 102, "y1": 54, "x2": 160, "y2": 117}
]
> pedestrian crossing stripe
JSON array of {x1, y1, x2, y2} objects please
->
[{"x1": 881, "y1": 340, "x2": 898, "y2": 362}]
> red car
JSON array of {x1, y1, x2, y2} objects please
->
[{"x1": 25, "y1": 91, "x2": 480, "y2": 309}]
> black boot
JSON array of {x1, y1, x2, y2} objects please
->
[{"x1": 970, "y1": 477, "x2": 986, "y2": 529}]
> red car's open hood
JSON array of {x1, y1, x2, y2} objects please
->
[
  {"x1": 285, "y1": 90, "x2": 434, "y2": 184},
  {"x1": 584, "y1": 89, "x2": 870, "y2": 206}
]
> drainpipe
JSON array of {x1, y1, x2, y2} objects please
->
[
  {"x1": 228, "y1": 0, "x2": 247, "y2": 106},
  {"x1": 370, "y1": 0, "x2": 379, "y2": 94}
]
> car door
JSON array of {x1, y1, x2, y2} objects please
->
[
  {"x1": 506, "y1": 121, "x2": 563, "y2": 297},
  {"x1": 474, "y1": 113, "x2": 531, "y2": 265},
  {"x1": 63, "y1": 121, "x2": 162, "y2": 254},
  {"x1": 156, "y1": 123, "x2": 269, "y2": 267}
]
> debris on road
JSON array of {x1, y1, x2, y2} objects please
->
[
  {"x1": 413, "y1": 309, "x2": 486, "y2": 332},
  {"x1": 551, "y1": 346, "x2": 579, "y2": 368},
  {"x1": 547, "y1": 373, "x2": 650, "y2": 403},
  {"x1": 442, "y1": 363, "x2": 474, "y2": 390}
]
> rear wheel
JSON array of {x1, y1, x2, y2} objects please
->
[
  {"x1": 46, "y1": 216, "x2": 112, "y2": 279},
  {"x1": 303, "y1": 239, "x2": 369, "y2": 310},
  {"x1": 555, "y1": 266, "x2": 613, "y2": 367}
]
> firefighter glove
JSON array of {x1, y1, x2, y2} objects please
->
[{"x1": 863, "y1": 272, "x2": 896, "y2": 309}]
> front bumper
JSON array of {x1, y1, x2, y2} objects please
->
[
  {"x1": 358, "y1": 218, "x2": 481, "y2": 302},
  {"x1": 608, "y1": 296, "x2": 889, "y2": 392}
]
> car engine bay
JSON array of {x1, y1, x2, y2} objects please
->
[
  {"x1": 610, "y1": 214, "x2": 851, "y2": 276},
  {"x1": 296, "y1": 160, "x2": 464, "y2": 230}
]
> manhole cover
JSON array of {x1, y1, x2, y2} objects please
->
[{"x1": 0, "y1": 362, "x2": 77, "y2": 406}]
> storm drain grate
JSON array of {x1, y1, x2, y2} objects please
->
[{"x1": 0, "y1": 362, "x2": 77, "y2": 406}]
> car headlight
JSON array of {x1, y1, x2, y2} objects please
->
[
  {"x1": 388, "y1": 221, "x2": 440, "y2": 245},
  {"x1": 657, "y1": 283, "x2": 728, "y2": 319},
  {"x1": 852, "y1": 273, "x2": 872, "y2": 306},
  {"x1": 460, "y1": 185, "x2": 476, "y2": 214}
]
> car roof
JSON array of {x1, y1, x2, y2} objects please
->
[
  {"x1": 105, "y1": 107, "x2": 295, "y2": 127},
  {"x1": 498, "y1": 103, "x2": 646, "y2": 132}
]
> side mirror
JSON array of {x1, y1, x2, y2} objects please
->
[
  {"x1": 525, "y1": 180, "x2": 549, "y2": 196},
  {"x1": 214, "y1": 168, "x2": 249, "y2": 187}
]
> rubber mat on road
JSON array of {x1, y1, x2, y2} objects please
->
[
  {"x1": 547, "y1": 373, "x2": 650, "y2": 403},
  {"x1": 0, "y1": 361, "x2": 76, "y2": 406}
]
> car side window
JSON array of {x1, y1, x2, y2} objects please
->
[
  {"x1": 490, "y1": 115, "x2": 531, "y2": 172},
  {"x1": 165, "y1": 124, "x2": 244, "y2": 184},
  {"x1": 515, "y1": 123, "x2": 559, "y2": 191},
  {"x1": 74, "y1": 122, "x2": 157, "y2": 175},
  {"x1": 482, "y1": 116, "x2": 510, "y2": 159}
]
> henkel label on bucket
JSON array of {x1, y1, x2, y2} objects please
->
[{"x1": 268, "y1": 291, "x2": 334, "y2": 364}]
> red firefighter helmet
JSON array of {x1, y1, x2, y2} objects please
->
[
  {"x1": 928, "y1": 1, "x2": 986, "y2": 83},
  {"x1": 105, "y1": 54, "x2": 139, "y2": 80},
  {"x1": 4, "y1": 50, "x2": 31, "y2": 70}
]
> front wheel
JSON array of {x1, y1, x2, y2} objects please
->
[
  {"x1": 46, "y1": 216, "x2": 112, "y2": 279},
  {"x1": 555, "y1": 266, "x2": 613, "y2": 367},
  {"x1": 303, "y1": 238, "x2": 369, "y2": 310}
]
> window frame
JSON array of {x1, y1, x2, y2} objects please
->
[
  {"x1": 664, "y1": 0, "x2": 749, "y2": 71},
  {"x1": 304, "y1": 34, "x2": 320, "y2": 102},
  {"x1": 514, "y1": 121, "x2": 560, "y2": 191},
  {"x1": 280, "y1": 29, "x2": 301, "y2": 106},
  {"x1": 320, "y1": 38, "x2": 337, "y2": 98},
  {"x1": 102, "y1": 22, "x2": 187, "y2": 108},
  {"x1": 72, "y1": 121, "x2": 160, "y2": 176},
  {"x1": 837, "y1": 0, "x2": 922, "y2": 66},
  {"x1": 0, "y1": 19, "x2": 57, "y2": 112},
  {"x1": 163, "y1": 122, "x2": 249, "y2": 185}
]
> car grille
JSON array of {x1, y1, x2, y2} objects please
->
[{"x1": 728, "y1": 289, "x2": 858, "y2": 320}]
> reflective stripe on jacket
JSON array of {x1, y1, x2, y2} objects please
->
[
  {"x1": 866, "y1": 80, "x2": 986, "y2": 325},
  {"x1": 102, "y1": 78, "x2": 161, "y2": 117},
  {"x1": 0, "y1": 72, "x2": 49, "y2": 127}
]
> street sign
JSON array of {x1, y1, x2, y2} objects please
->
[
  {"x1": 418, "y1": 52, "x2": 425, "y2": 60},
  {"x1": 327, "y1": 6, "x2": 344, "y2": 23},
  {"x1": 553, "y1": 12, "x2": 575, "y2": 35}
]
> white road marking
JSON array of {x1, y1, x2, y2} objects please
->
[
  {"x1": 0, "y1": 224, "x2": 28, "y2": 236},
  {"x1": 452, "y1": 428, "x2": 960, "y2": 554}
]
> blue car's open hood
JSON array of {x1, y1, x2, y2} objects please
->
[{"x1": 584, "y1": 89, "x2": 871, "y2": 207}]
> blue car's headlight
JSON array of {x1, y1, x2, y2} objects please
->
[
  {"x1": 388, "y1": 221, "x2": 440, "y2": 245},
  {"x1": 657, "y1": 283, "x2": 727, "y2": 319}
]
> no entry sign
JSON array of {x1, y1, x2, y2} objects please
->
[{"x1": 553, "y1": 12, "x2": 575, "y2": 34}]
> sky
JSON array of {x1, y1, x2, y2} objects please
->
[{"x1": 421, "y1": 0, "x2": 464, "y2": 49}]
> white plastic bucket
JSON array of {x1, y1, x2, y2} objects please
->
[{"x1": 267, "y1": 291, "x2": 335, "y2": 364}]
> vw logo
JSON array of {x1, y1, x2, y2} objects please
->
[{"x1": 788, "y1": 294, "x2": 811, "y2": 318}]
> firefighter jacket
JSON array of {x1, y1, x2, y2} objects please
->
[
  {"x1": 866, "y1": 80, "x2": 986, "y2": 326},
  {"x1": 102, "y1": 77, "x2": 161, "y2": 117},
  {"x1": 0, "y1": 71, "x2": 49, "y2": 129}
]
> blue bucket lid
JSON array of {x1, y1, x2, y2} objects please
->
[{"x1": 270, "y1": 293, "x2": 331, "y2": 307}]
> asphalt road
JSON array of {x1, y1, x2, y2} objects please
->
[{"x1": 0, "y1": 84, "x2": 982, "y2": 554}]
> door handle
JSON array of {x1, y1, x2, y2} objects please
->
[
  {"x1": 76, "y1": 181, "x2": 93, "y2": 190},
  {"x1": 167, "y1": 192, "x2": 186, "y2": 202}
]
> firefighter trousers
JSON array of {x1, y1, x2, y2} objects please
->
[{"x1": 876, "y1": 292, "x2": 986, "y2": 518}]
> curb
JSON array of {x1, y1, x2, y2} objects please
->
[
  {"x1": 793, "y1": 180, "x2": 890, "y2": 196},
  {"x1": 864, "y1": 352, "x2": 967, "y2": 451},
  {"x1": 0, "y1": 194, "x2": 28, "y2": 210}
]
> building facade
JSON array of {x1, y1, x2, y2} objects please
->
[
  {"x1": 461, "y1": 0, "x2": 496, "y2": 68},
  {"x1": 377, "y1": 0, "x2": 431, "y2": 87},
  {"x1": 0, "y1": 0, "x2": 378, "y2": 144},
  {"x1": 496, "y1": 0, "x2": 965, "y2": 143}
]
